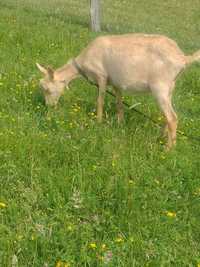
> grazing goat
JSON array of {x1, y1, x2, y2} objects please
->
[{"x1": 36, "y1": 34, "x2": 200, "y2": 149}]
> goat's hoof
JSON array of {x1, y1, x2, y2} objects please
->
[
  {"x1": 164, "y1": 143, "x2": 176, "y2": 152},
  {"x1": 117, "y1": 116, "x2": 124, "y2": 124},
  {"x1": 97, "y1": 118, "x2": 103, "y2": 123}
]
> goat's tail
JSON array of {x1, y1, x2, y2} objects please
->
[{"x1": 186, "y1": 50, "x2": 200, "y2": 65}]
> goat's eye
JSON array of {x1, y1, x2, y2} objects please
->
[{"x1": 40, "y1": 82, "x2": 48, "y2": 92}]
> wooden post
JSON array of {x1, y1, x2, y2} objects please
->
[{"x1": 90, "y1": 0, "x2": 101, "y2": 32}]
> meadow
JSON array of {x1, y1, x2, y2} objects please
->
[{"x1": 0, "y1": 0, "x2": 200, "y2": 266}]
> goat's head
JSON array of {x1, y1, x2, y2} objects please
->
[{"x1": 36, "y1": 63, "x2": 65, "y2": 106}]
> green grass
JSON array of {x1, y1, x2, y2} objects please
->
[{"x1": 1, "y1": 1, "x2": 200, "y2": 266}]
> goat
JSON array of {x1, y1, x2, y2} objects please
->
[{"x1": 36, "y1": 34, "x2": 200, "y2": 149}]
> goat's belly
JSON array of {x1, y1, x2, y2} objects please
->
[{"x1": 110, "y1": 79, "x2": 150, "y2": 94}]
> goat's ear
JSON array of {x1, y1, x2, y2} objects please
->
[
  {"x1": 36, "y1": 63, "x2": 54, "y2": 80},
  {"x1": 36, "y1": 63, "x2": 48, "y2": 75},
  {"x1": 47, "y1": 66, "x2": 54, "y2": 80}
]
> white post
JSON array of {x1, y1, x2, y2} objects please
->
[{"x1": 90, "y1": 0, "x2": 101, "y2": 32}]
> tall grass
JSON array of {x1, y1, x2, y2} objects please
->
[{"x1": 0, "y1": 1, "x2": 200, "y2": 266}]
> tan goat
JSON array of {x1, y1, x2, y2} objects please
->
[{"x1": 36, "y1": 34, "x2": 200, "y2": 149}]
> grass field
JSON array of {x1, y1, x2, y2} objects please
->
[{"x1": 1, "y1": 1, "x2": 200, "y2": 266}]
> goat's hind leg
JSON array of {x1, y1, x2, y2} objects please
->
[{"x1": 153, "y1": 83, "x2": 177, "y2": 150}]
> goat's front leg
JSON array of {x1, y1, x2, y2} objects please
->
[
  {"x1": 113, "y1": 88, "x2": 124, "y2": 123},
  {"x1": 97, "y1": 78, "x2": 107, "y2": 123}
]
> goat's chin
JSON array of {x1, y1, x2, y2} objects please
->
[
  {"x1": 46, "y1": 102, "x2": 58, "y2": 107},
  {"x1": 45, "y1": 99, "x2": 58, "y2": 107}
]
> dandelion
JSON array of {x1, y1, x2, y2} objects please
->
[
  {"x1": 101, "y1": 244, "x2": 106, "y2": 250},
  {"x1": 92, "y1": 165, "x2": 97, "y2": 170},
  {"x1": 31, "y1": 234, "x2": 36, "y2": 240},
  {"x1": 56, "y1": 262, "x2": 70, "y2": 267},
  {"x1": 55, "y1": 260, "x2": 62, "y2": 267},
  {"x1": 128, "y1": 180, "x2": 134, "y2": 185},
  {"x1": 0, "y1": 202, "x2": 6, "y2": 208},
  {"x1": 67, "y1": 225, "x2": 73, "y2": 231},
  {"x1": 197, "y1": 263, "x2": 200, "y2": 267},
  {"x1": 115, "y1": 237, "x2": 123, "y2": 243},
  {"x1": 165, "y1": 211, "x2": 176, "y2": 218},
  {"x1": 97, "y1": 255, "x2": 104, "y2": 261},
  {"x1": 194, "y1": 188, "x2": 200, "y2": 196},
  {"x1": 17, "y1": 235, "x2": 23, "y2": 240},
  {"x1": 89, "y1": 243, "x2": 97, "y2": 249},
  {"x1": 112, "y1": 160, "x2": 116, "y2": 167}
]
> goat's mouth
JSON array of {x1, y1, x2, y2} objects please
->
[
  {"x1": 46, "y1": 100, "x2": 58, "y2": 107},
  {"x1": 44, "y1": 96, "x2": 58, "y2": 107}
]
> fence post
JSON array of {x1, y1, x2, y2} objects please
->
[{"x1": 90, "y1": 0, "x2": 101, "y2": 32}]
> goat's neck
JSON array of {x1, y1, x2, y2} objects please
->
[{"x1": 54, "y1": 60, "x2": 80, "y2": 85}]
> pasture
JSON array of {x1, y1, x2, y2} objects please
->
[{"x1": 0, "y1": 0, "x2": 200, "y2": 266}]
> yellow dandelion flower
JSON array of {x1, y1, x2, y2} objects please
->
[
  {"x1": 97, "y1": 255, "x2": 104, "y2": 261},
  {"x1": 115, "y1": 237, "x2": 124, "y2": 243},
  {"x1": 17, "y1": 235, "x2": 23, "y2": 240},
  {"x1": 31, "y1": 234, "x2": 36, "y2": 240},
  {"x1": 92, "y1": 165, "x2": 97, "y2": 170},
  {"x1": 67, "y1": 225, "x2": 73, "y2": 231},
  {"x1": 112, "y1": 160, "x2": 116, "y2": 167},
  {"x1": 89, "y1": 243, "x2": 97, "y2": 249},
  {"x1": 101, "y1": 244, "x2": 106, "y2": 250},
  {"x1": 166, "y1": 211, "x2": 176, "y2": 218},
  {"x1": 193, "y1": 188, "x2": 200, "y2": 196},
  {"x1": 0, "y1": 202, "x2": 6, "y2": 208},
  {"x1": 197, "y1": 263, "x2": 200, "y2": 267},
  {"x1": 55, "y1": 260, "x2": 62, "y2": 267}
]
